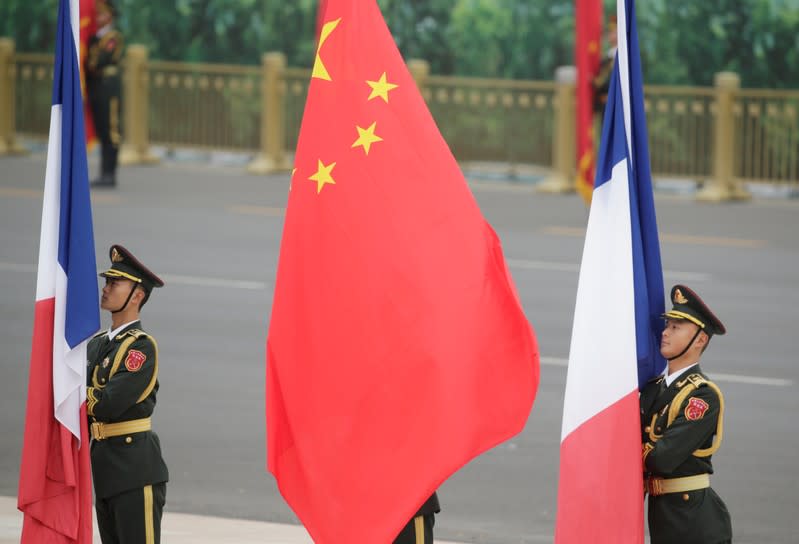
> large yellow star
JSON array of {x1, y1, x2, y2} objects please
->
[
  {"x1": 351, "y1": 122, "x2": 383, "y2": 155},
  {"x1": 308, "y1": 160, "x2": 336, "y2": 194},
  {"x1": 312, "y1": 18, "x2": 341, "y2": 81},
  {"x1": 366, "y1": 72, "x2": 398, "y2": 102}
]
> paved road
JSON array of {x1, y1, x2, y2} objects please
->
[{"x1": 1, "y1": 153, "x2": 797, "y2": 543}]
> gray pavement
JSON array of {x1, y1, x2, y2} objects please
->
[{"x1": 1, "y1": 151, "x2": 798, "y2": 542}]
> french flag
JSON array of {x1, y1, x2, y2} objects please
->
[
  {"x1": 554, "y1": 0, "x2": 665, "y2": 542},
  {"x1": 17, "y1": 1, "x2": 100, "y2": 542}
]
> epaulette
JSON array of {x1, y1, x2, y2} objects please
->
[
  {"x1": 91, "y1": 330, "x2": 107, "y2": 340},
  {"x1": 686, "y1": 373, "x2": 707, "y2": 388},
  {"x1": 114, "y1": 329, "x2": 148, "y2": 341}
]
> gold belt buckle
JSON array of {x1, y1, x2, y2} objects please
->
[{"x1": 91, "y1": 422, "x2": 105, "y2": 440}]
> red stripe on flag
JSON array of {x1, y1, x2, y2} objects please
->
[
  {"x1": 18, "y1": 298, "x2": 93, "y2": 543},
  {"x1": 555, "y1": 391, "x2": 644, "y2": 543}
]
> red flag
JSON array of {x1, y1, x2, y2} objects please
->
[
  {"x1": 575, "y1": 0, "x2": 602, "y2": 203},
  {"x1": 266, "y1": 1, "x2": 539, "y2": 542},
  {"x1": 79, "y1": 0, "x2": 98, "y2": 150},
  {"x1": 18, "y1": 1, "x2": 99, "y2": 542}
]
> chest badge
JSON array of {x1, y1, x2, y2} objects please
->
[
  {"x1": 684, "y1": 397, "x2": 710, "y2": 421},
  {"x1": 124, "y1": 350, "x2": 147, "y2": 372},
  {"x1": 101, "y1": 357, "x2": 110, "y2": 368}
]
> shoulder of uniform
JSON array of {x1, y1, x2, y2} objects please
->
[
  {"x1": 685, "y1": 373, "x2": 708, "y2": 388},
  {"x1": 91, "y1": 330, "x2": 107, "y2": 340},
  {"x1": 114, "y1": 328, "x2": 149, "y2": 341}
]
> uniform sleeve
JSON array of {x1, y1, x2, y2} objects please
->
[
  {"x1": 87, "y1": 336, "x2": 156, "y2": 420},
  {"x1": 644, "y1": 386, "x2": 720, "y2": 475}
]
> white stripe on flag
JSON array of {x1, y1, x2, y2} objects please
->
[
  {"x1": 561, "y1": 159, "x2": 638, "y2": 440},
  {"x1": 35, "y1": 106, "x2": 62, "y2": 303}
]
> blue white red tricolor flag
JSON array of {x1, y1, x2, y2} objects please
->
[
  {"x1": 554, "y1": 0, "x2": 665, "y2": 541},
  {"x1": 17, "y1": 1, "x2": 99, "y2": 542}
]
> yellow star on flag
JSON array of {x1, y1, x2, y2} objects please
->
[
  {"x1": 308, "y1": 160, "x2": 336, "y2": 194},
  {"x1": 366, "y1": 72, "x2": 398, "y2": 102},
  {"x1": 312, "y1": 18, "x2": 342, "y2": 81},
  {"x1": 352, "y1": 122, "x2": 383, "y2": 155}
]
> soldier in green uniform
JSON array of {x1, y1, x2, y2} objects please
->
[
  {"x1": 641, "y1": 285, "x2": 732, "y2": 544},
  {"x1": 87, "y1": 245, "x2": 169, "y2": 543},
  {"x1": 86, "y1": 0, "x2": 123, "y2": 188},
  {"x1": 393, "y1": 493, "x2": 440, "y2": 543}
]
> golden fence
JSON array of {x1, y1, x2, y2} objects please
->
[{"x1": 6, "y1": 46, "x2": 799, "y2": 192}]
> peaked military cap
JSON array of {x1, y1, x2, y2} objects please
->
[
  {"x1": 97, "y1": 0, "x2": 118, "y2": 17},
  {"x1": 662, "y1": 284, "x2": 725, "y2": 336},
  {"x1": 99, "y1": 245, "x2": 164, "y2": 291}
]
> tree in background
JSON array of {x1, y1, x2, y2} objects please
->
[{"x1": 2, "y1": 0, "x2": 798, "y2": 88}]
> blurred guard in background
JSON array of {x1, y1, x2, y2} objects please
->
[{"x1": 86, "y1": 0, "x2": 123, "y2": 188}]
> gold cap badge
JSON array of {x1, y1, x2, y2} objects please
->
[
  {"x1": 674, "y1": 288, "x2": 688, "y2": 304},
  {"x1": 111, "y1": 247, "x2": 123, "y2": 263}
]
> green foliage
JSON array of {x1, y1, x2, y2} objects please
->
[{"x1": 2, "y1": 0, "x2": 799, "y2": 87}]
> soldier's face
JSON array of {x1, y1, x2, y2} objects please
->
[
  {"x1": 660, "y1": 318, "x2": 702, "y2": 359},
  {"x1": 100, "y1": 277, "x2": 136, "y2": 311}
]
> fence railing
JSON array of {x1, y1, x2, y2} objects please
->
[{"x1": 3, "y1": 40, "x2": 798, "y2": 199}]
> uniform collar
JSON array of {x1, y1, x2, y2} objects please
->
[
  {"x1": 664, "y1": 362, "x2": 700, "y2": 387},
  {"x1": 106, "y1": 320, "x2": 139, "y2": 340}
]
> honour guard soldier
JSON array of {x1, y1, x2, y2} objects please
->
[
  {"x1": 87, "y1": 245, "x2": 169, "y2": 543},
  {"x1": 86, "y1": 0, "x2": 123, "y2": 188},
  {"x1": 394, "y1": 493, "x2": 440, "y2": 543},
  {"x1": 641, "y1": 285, "x2": 732, "y2": 544}
]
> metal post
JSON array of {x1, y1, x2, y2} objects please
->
[
  {"x1": 697, "y1": 72, "x2": 750, "y2": 201},
  {"x1": 248, "y1": 52, "x2": 288, "y2": 174},
  {"x1": 537, "y1": 66, "x2": 576, "y2": 194},
  {"x1": 119, "y1": 45, "x2": 158, "y2": 165},
  {"x1": 0, "y1": 38, "x2": 26, "y2": 155},
  {"x1": 407, "y1": 59, "x2": 430, "y2": 92}
]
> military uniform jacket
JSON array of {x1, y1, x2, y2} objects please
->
[
  {"x1": 640, "y1": 366, "x2": 732, "y2": 544},
  {"x1": 86, "y1": 28, "x2": 123, "y2": 90},
  {"x1": 87, "y1": 321, "x2": 169, "y2": 499}
]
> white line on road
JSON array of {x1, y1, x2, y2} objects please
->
[
  {"x1": 161, "y1": 274, "x2": 267, "y2": 290},
  {"x1": 541, "y1": 357, "x2": 793, "y2": 387},
  {"x1": 506, "y1": 259, "x2": 711, "y2": 282}
]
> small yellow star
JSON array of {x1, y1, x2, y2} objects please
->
[
  {"x1": 366, "y1": 72, "x2": 398, "y2": 103},
  {"x1": 351, "y1": 122, "x2": 383, "y2": 155},
  {"x1": 308, "y1": 160, "x2": 336, "y2": 194}
]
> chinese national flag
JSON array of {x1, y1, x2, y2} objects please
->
[
  {"x1": 266, "y1": 1, "x2": 540, "y2": 543},
  {"x1": 575, "y1": 0, "x2": 602, "y2": 204}
]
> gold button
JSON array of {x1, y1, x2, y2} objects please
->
[
  {"x1": 656, "y1": 427, "x2": 662, "y2": 433},
  {"x1": 125, "y1": 436, "x2": 132, "y2": 444},
  {"x1": 644, "y1": 426, "x2": 651, "y2": 433},
  {"x1": 682, "y1": 493, "x2": 690, "y2": 501},
  {"x1": 99, "y1": 378, "x2": 106, "y2": 384}
]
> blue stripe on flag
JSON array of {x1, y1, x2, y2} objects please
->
[
  {"x1": 594, "y1": 0, "x2": 666, "y2": 388},
  {"x1": 54, "y1": 0, "x2": 100, "y2": 348}
]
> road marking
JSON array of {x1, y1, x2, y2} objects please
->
[
  {"x1": 542, "y1": 226, "x2": 767, "y2": 248},
  {"x1": 507, "y1": 259, "x2": 710, "y2": 282},
  {"x1": 0, "y1": 263, "x2": 266, "y2": 291},
  {"x1": 542, "y1": 357, "x2": 792, "y2": 386},
  {"x1": 0, "y1": 186, "x2": 119, "y2": 203},
  {"x1": 161, "y1": 273, "x2": 267, "y2": 290},
  {"x1": 227, "y1": 205, "x2": 285, "y2": 216}
]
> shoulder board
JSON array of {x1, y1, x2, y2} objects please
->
[
  {"x1": 686, "y1": 373, "x2": 708, "y2": 388},
  {"x1": 91, "y1": 330, "x2": 107, "y2": 340},
  {"x1": 115, "y1": 329, "x2": 148, "y2": 341}
]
